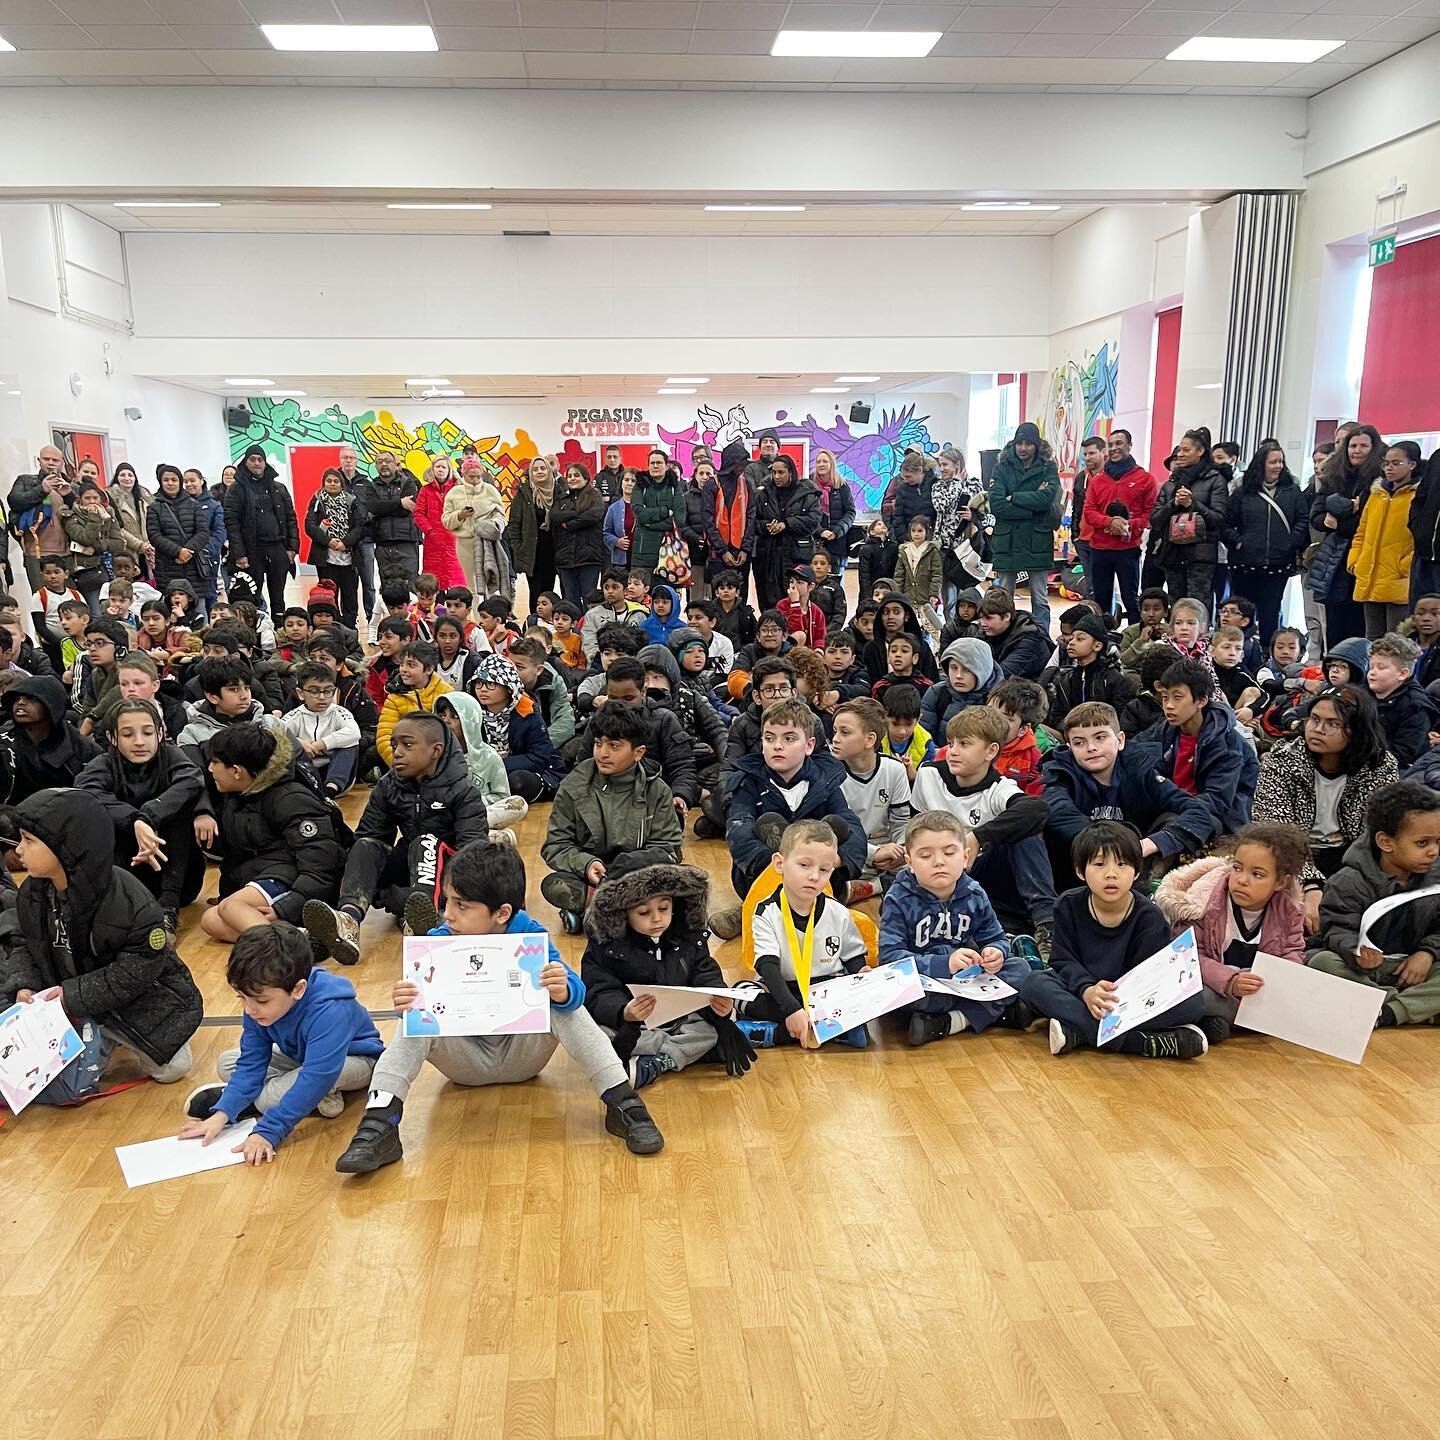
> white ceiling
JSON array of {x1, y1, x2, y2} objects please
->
[
  {"x1": 157, "y1": 371, "x2": 960, "y2": 398},
  {"x1": 0, "y1": 0, "x2": 1433, "y2": 96},
  {"x1": 78, "y1": 198, "x2": 1111, "y2": 235}
]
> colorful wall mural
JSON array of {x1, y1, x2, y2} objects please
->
[
  {"x1": 227, "y1": 395, "x2": 943, "y2": 514},
  {"x1": 1033, "y1": 340, "x2": 1119, "y2": 478}
]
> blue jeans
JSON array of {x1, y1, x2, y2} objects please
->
[
  {"x1": 1020, "y1": 967, "x2": 1205, "y2": 1048},
  {"x1": 321, "y1": 744, "x2": 359, "y2": 794},
  {"x1": 558, "y1": 565, "x2": 600, "y2": 609},
  {"x1": 1412, "y1": 557, "x2": 1440, "y2": 607},
  {"x1": 971, "y1": 836, "x2": 1056, "y2": 934},
  {"x1": 992, "y1": 569, "x2": 1051, "y2": 634},
  {"x1": 1088, "y1": 547, "x2": 1141, "y2": 623},
  {"x1": 357, "y1": 539, "x2": 377, "y2": 620}
]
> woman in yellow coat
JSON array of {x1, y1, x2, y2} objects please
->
[{"x1": 1348, "y1": 440, "x2": 1423, "y2": 637}]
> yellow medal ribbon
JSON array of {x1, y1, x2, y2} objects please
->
[{"x1": 780, "y1": 901, "x2": 817, "y2": 1013}]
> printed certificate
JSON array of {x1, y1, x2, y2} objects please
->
[{"x1": 400, "y1": 934, "x2": 551, "y2": 1038}]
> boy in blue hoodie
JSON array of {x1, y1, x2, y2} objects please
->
[
  {"x1": 1042, "y1": 700, "x2": 1217, "y2": 889},
  {"x1": 638, "y1": 583, "x2": 685, "y2": 645},
  {"x1": 333, "y1": 841, "x2": 663, "y2": 1173},
  {"x1": 1141, "y1": 656, "x2": 1258, "y2": 833},
  {"x1": 881, "y1": 810, "x2": 1033, "y2": 1046},
  {"x1": 179, "y1": 923, "x2": 383, "y2": 1165}
]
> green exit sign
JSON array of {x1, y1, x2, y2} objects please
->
[{"x1": 1370, "y1": 234, "x2": 1397, "y2": 268}]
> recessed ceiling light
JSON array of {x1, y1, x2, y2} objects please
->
[
  {"x1": 115, "y1": 201, "x2": 221, "y2": 209},
  {"x1": 666, "y1": 377, "x2": 710, "y2": 385},
  {"x1": 265, "y1": 389, "x2": 307, "y2": 398},
  {"x1": 1194, "y1": 382, "x2": 1223, "y2": 391},
  {"x1": 225, "y1": 378, "x2": 274, "y2": 387},
  {"x1": 657, "y1": 388, "x2": 697, "y2": 395},
  {"x1": 835, "y1": 375, "x2": 880, "y2": 384},
  {"x1": 773, "y1": 30, "x2": 941, "y2": 58},
  {"x1": 437, "y1": 389, "x2": 465, "y2": 397},
  {"x1": 704, "y1": 204, "x2": 806, "y2": 213},
  {"x1": 0, "y1": 34, "x2": 14, "y2": 53},
  {"x1": 961, "y1": 202, "x2": 1062, "y2": 212},
  {"x1": 1167, "y1": 37, "x2": 1342, "y2": 63},
  {"x1": 6, "y1": 390, "x2": 20, "y2": 396},
  {"x1": 262, "y1": 23, "x2": 438, "y2": 51},
  {"x1": 406, "y1": 378, "x2": 451, "y2": 386},
  {"x1": 387, "y1": 203, "x2": 492, "y2": 211},
  {"x1": 810, "y1": 387, "x2": 849, "y2": 394}
]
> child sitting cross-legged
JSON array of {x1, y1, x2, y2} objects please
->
[
  {"x1": 881, "y1": 809, "x2": 1033, "y2": 1047},
  {"x1": 733, "y1": 819, "x2": 871, "y2": 1048},
  {"x1": 1, "y1": 788, "x2": 202, "y2": 1103},
  {"x1": 1048, "y1": 613, "x2": 1131, "y2": 718},
  {"x1": 540, "y1": 700, "x2": 684, "y2": 934},
  {"x1": 334, "y1": 841, "x2": 663, "y2": 1173},
  {"x1": 1019, "y1": 821, "x2": 1211, "y2": 1060},
  {"x1": 1366, "y1": 633, "x2": 1436, "y2": 769},
  {"x1": 913, "y1": 706, "x2": 1057, "y2": 956},
  {"x1": 987, "y1": 676, "x2": 1050, "y2": 795},
  {"x1": 1209, "y1": 625, "x2": 1264, "y2": 722},
  {"x1": 1308, "y1": 780, "x2": 1440, "y2": 1028},
  {"x1": 580, "y1": 860, "x2": 756, "y2": 1088},
  {"x1": 279, "y1": 660, "x2": 362, "y2": 796},
  {"x1": 1155, "y1": 821, "x2": 1310, "y2": 1042},
  {"x1": 832, "y1": 696, "x2": 912, "y2": 898},
  {"x1": 376, "y1": 640, "x2": 453, "y2": 768},
  {"x1": 433, "y1": 692, "x2": 530, "y2": 838},
  {"x1": 179, "y1": 922, "x2": 382, "y2": 1166},
  {"x1": 921, "y1": 637, "x2": 1001, "y2": 737},
  {"x1": 879, "y1": 682, "x2": 934, "y2": 783},
  {"x1": 306, "y1": 712, "x2": 490, "y2": 965}
]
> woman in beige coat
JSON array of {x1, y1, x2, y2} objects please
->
[{"x1": 443, "y1": 456, "x2": 494, "y2": 592}]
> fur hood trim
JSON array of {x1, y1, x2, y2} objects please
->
[
  {"x1": 584, "y1": 862, "x2": 710, "y2": 944},
  {"x1": 1153, "y1": 852, "x2": 1303, "y2": 923}
]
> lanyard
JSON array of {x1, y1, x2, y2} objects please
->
[{"x1": 780, "y1": 902, "x2": 817, "y2": 1006}]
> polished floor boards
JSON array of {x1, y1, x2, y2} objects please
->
[{"x1": 6, "y1": 798, "x2": 1440, "y2": 1440}]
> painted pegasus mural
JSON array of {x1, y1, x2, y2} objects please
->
[{"x1": 1035, "y1": 341, "x2": 1120, "y2": 477}]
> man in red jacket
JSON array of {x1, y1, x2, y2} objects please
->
[{"x1": 1082, "y1": 429, "x2": 1158, "y2": 624}]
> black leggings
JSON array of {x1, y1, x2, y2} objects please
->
[{"x1": 315, "y1": 562, "x2": 359, "y2": 629}]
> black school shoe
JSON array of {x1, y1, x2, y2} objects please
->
[
  {"x1": 601, "y1": 1084, "x2": 664, "y2": 1155},
  {"x1": 907, "y1": 1012, "x2": 952, "y2": 1047},
  {"x1": 403, "y1": 889, "x2": 441, "y2": 938},
  {"x1": 335, "y1": 1113, "x2": 404, "y2": 1174}
]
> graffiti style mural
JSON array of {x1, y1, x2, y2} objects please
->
[
  {"x1": 1034, "y1": 341, "x2": 1119, "y2": 478},
  {"x1": 229, "y1": 395, "x2": 943, "y2": 514}
]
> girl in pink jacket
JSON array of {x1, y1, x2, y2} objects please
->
[
  {"x1": 1154, "y1": 822, "x2": 1310, "y2": 1040},
  {"x1": 413, "y1": 457, "x2": 466, "y2": 590}
]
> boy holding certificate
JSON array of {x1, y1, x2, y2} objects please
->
[
  {"x1": 334, "y1": 841, "x2": 663, "y2": 1174},
  {"x1": 580, "y1": 860, "x2": 755, "y2": 1088},
  {"x1": 736, "y1": 820, "x2": 869, "y2": 1048},
  {"x1": 880, "y1": 811, "x2": 1033, "y2": 1047}
]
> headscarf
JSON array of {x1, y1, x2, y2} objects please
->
[
  {"x1": 527, "y1": 457, "x2": 556, "y2": 513},
  {"x1": 471, "y1": 652, "x2": 520, "y2": 754}
]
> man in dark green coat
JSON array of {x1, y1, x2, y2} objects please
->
[
  {"x1": 987, "y1": 421, "x2": 1060, "y2": 633},
  {"x1": 631, "y1": 449, "x2": 685, "y2": 577}
]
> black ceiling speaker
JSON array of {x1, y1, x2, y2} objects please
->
[
  {"x1": 849, "y1": 400, "x2": 872, "y2": 424},
  {"x1": 226, "y1": 402, "x2": 253, "y2": 430}
]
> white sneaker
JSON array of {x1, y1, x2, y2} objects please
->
[
  {"x1": 316, "y1": 1090, "x2": 346, "y2": 1119},
  {"x1": 491, "y1": 827, "x2": 517, "y2": 848}
]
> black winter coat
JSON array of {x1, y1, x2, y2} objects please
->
[
  {"x1": 0, "y1": 675, "x2": 100, "y2": 803},
  {"x1": 1150, "y1": 461, "x2": 1229, "y2": 565},
  {"x1": 551, "y1": 486, "x2": 610, "y2": 570},
  {"x1": 680, "y1": 481, "x2": 710, "y2": 571},
  {"x1": 358, "y1": 473, "x2": 420, "y2": 547},
  {"x1": 0, "y1": 789, "x2": 201, "y2": 1066},
  {"x1": 209, "y1": 729, "x2": 348, "y2": 923},
  {"x1": 1047, "y1": 653, "x2": 1132, "y2": 719},
  {"x1": 74, "y1": 740, "x2": 206, "y2": 831},
  {"x1": 1223, "y1": 475, "x2": 1309, "y2": 574},
  {"x1": 146, "y1": 490, "x2": 210, "y2": 588},
  {"x1": 223, "y1": 465, "x2": 299, "y2": 566},
  {"x1": 815, "y1": 479, "x2": 856, "y2": 564},
  {"x1": 857, "y1": 538, "x2": 899, "y2": 600},
  {"x1": 303, "y1": 489, "x2": 367, "y2": 568},
  {"x1": 1408, "y1": 451, "x2": 1440, "y2": 563},
  {"x1": 983, "y1": 610, "x2": 1056, "y2": 681},
  {"x1": 351, "y1": 733, "x2": 489, "y2": 854},
  {"x1": 755, "y1": 476, "x2": 821, "y2": 598}
]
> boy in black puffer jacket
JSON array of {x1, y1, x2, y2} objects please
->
[
  {"x1": 580, "y1": 860, "x2": 754, "y2": 1089},
  {"x1": 0, "y1": 788, "x2": 202, "y2": 1102}
]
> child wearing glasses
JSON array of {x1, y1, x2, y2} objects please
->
[{"x1": 279, "y1": 660, "x2": 362, "y2": 796}]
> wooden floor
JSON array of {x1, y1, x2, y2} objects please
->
[{"x1": 6, "y1": 794, "x2": 1440, "y2": 1440}]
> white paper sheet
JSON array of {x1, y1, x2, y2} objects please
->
[
  {"x1": 1234, "y1": 952, "x2": 1385, "y2": 1064},
  {"x1": 1356, "y1": 884, "x2": 1440, "y2": 954},
  {"x1": 918, "y1": 972, "x2": 1018, "y2": 1002},
  {"x1": 1095, "y1": 926, "x2": 1202, "y2": 1046},
  {"x1": 624, "y1": 984, "x2": 752, "y2": 1027},
  {"x1": 807, "y1": 960, "x2": 924, "y2": 1044},
  {"x1": 0, "y1": 996, "x2": 84, "y2": 1114},
  {"x1": 401, "y1": 934, "x2": 551, "y2": 1038},
  {"x1": 115, "y1": 1119, "x2": 259, "y2": 1188}
]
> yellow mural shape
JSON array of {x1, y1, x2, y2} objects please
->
[{"x1": 356, "y1": 410, "x2": 542, "y2": 504}]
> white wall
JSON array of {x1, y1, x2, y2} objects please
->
[
  {"x1": 1173, "y1": 198, "x2": 1240, "y2": 442},
  {"x1": 0, "y1": 88, "x2": 1307, "y2": 199},
  {"x1": 1048, "y1": 207, "x2": 1191, "y2": 338},
  {"x1": 124, "y1": 230, "x2": 1053, "y2": 380}
]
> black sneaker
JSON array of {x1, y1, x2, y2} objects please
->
[
  {"x1": 692, "y1": 813, "x2": 724, "y2": 840},
  {"x1": 402, "y1": 889, "x2": 441, "y2": 938},
  {"x1": 1196, "y1": 1015, "x2": 1230, "y2": 1046},
  {"x1": 1049, "y1": 1018, "x2": 1082, "y2": 1056},
  {"x1": 907, "y1": 1011, "x2": 951, "y2": 1047},
  {"x1": 994, "y1": 998, "x2": 1036, "y2": 1031},
  {"x1": 183, "y1": 1083, "x2": 224, "y2": 1119},
  {"x1": 602, "y1": 1085, "x2": 664, "y2": 1155},
  {"x1": 1139, "y1": 1024, "x2": 1209, "y2": 1060},
  {"x1": 541, "y1": 872, "x2": 587, "y2": 916},
  {"x1": 335, "y1": 1113, "x2": 405, "y2": 1174}
]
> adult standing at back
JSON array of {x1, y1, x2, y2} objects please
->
[
  {"x1": 1224, "y1": 440, "x2": 1309, "y2": 642},
  {"x1": 8, "y1": 443, "x2": 71, "y2": 589},
  {"x1": 1082, "y1": 428, "x2": 1157, "y2": 623},
  {"x1": 147, "y1": 463, "x2": 210, "y2": 606},
  {"x1": 1071, "y1": 435, "x2": 1105, "y2": 582},
  {"x1": 932, "y1": 448, "x2": 992, "y2": 614},
  {"x1": 108, "y1": 462, "x2": 154, "y2": 577},
  {"x1": 223, "y1": 444, "x2": 298, "y2": 616},
  {"x1": 552, "y1": 462, "x2": 610, "y2": 608},
  {"x1": 1307, "y1": 424, "x2": 1384, "y2": 648},
  {"x1": 630, "y1": 449, "x2": 685, "y2": 583},
  {"x1": 335, "y1": 443, "x2": 377, "y2": 623},
  {"x1": 754, "y1": 453, "x2": 820, "y2": 611},
  {"x1": 360, "y1": 450, "x2": 421, "y2": 585},
  {"x1": 1407, "y1": 446, "x2": 1440, "y2": 604},
  {"x1": 505, "y1": 455, "x2": 559, "y2": 612},
  {"x1": 413, "y1": 456, "x2": 466, "y2": 591},
  {"x1": 702, "y1": 439, "x2": 758, "y2": 599},
  {"x1": 891, "y1": 452, "x2": 936, "y2": 538},
  {"x1": 1150, "y1": 426, "x2": 1228, "y2": 605},
  {"x1": 594, "y1": 444, "x2": 627, "y2": 505},
  {"x1": 987, "y1": 421, "x2": 1060, "y2": 635},
  {"x1": 184, "y1": 468, "x2": 227, "y2": 612},
  {"x1": 811, "y1": 448, "x2": 855, "y2": 578},
  {"x1": 745, "y1": 429, "x2": 781, "y2": 489}
]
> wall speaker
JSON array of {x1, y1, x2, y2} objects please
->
[
  {"x1": 848, "y1": 400, "x2": 872, "y2": 424},
  {"x1": 226, "y1": 402, "x2": 252, "y2": 430}
]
